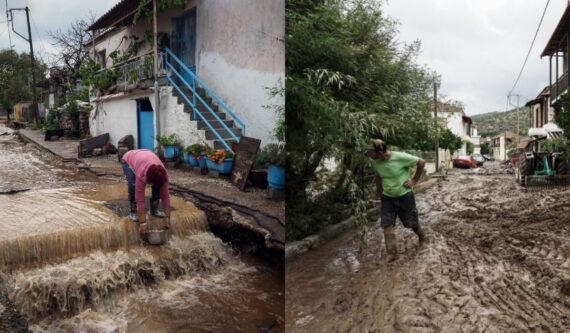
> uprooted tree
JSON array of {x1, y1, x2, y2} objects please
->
[{"x1": 286, "y1": 0, "x2": 439, "y2": 242}]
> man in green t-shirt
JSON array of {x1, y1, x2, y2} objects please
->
[{"x1": 366, "y1": 139, "x2": 427, "y2": 261}]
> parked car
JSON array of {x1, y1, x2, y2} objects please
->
[
  {"x1": 452, "y1": 155, "x2": 477, "y2": 168},
  {"x1": 472, "y1": 153, "x2": 485, "y2": 166},
  {"x1": 483, "y1": 154, "x2": 494, "y2": 161}
]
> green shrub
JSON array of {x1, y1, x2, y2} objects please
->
[
  {"x1": 254, "y1": 143, "x2": 285, "y2": 168},
  {"x1": 156, "y1": 134, "x2": 180, "y2": 146}
]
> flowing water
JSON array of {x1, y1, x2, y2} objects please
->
[{"x1": 0, "y1": 129, "x2": 284, "y2": 332}]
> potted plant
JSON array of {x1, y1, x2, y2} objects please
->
[
  {"x1": 156, "y1": 134, "x2": 181, "y2": 162},
  {"x1": 205, "y1": 148, "x2": 234, "y2": 174},
  {"x1": 184, "y1": 143, "x2": 206, "y2": 168},
  {"x1": 260, "y1": 143, "x2": 285, "y2": 190}
]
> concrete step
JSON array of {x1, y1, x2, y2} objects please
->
[
  {"x1": 205, "y1": 127, "x2": 241, "y2": 140},
  {"x1": 197, "y1": 119, "x2": 234, "y2": 130},
  {"x1": 213, "y1": 139, "x2": 238, "y2": 150}
]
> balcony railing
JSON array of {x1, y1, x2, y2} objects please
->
[
  {"x1": 551, "y1": 71, "x2": 569, "y2": 102},
  {"x1": 93, "y1": 51, "x2": 165, "y2": 96}
]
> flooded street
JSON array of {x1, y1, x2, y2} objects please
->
[
  {"x1": 0, "y1": 128, "x2": 284, "y2": 332},
  {"x1": 286, "y1": 163, "x2": 570, "y2": 332}
]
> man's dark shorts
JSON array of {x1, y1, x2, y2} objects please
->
[{"x1": 380, "y1": 191, "x2": 419, "y2": 229}]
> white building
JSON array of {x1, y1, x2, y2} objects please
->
[
  {"x1": 87, "y1": 0, "x2": 284, "y2": 151},
  {"x1": 525, "y1": 86, "x2": 563, "y2": 140},
  {"x1": 438, "y1": 102, "x2": 477, "y2": 157}
]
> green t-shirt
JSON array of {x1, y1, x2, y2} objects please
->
[{"x1": 371, "y1": 151, "x2": 419, "y2": 198}]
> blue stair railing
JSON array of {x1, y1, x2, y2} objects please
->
[{"x1": 163, "y1": 48, "x2": 245, "y2": 153}]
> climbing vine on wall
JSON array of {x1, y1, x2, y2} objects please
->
[{"x1": 133, "y1": 0, "x2": 188, "y2": 25}]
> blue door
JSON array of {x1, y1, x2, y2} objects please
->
[
  {"x1": 172, "y1": 8, "x2": 197, "y2": 83},
  {"x1": 137, "y1": 98, "x2": 154, "y2": 150}
]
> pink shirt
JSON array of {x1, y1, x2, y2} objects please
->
[{"x1": 122, "y1": 149, "x2": 170, "y2": 212}]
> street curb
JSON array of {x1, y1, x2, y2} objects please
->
[
  {"x1": 16, "y1": 130, "x2": 82, "y2": 163},
  {"x1": 285, "y1": 177, "x2": 440, "y2": 261}
]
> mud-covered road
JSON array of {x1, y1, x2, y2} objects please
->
[{"x1": 286, "y1": 163, "x2": 570, "y2": 332}]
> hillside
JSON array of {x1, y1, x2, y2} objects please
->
[{"x1": 471, "y1": 107, "x2": 531, "y2": 138}]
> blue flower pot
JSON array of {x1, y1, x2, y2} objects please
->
[
  {"x1": 218, "y1": 158, "x2": 233, "y2": 174},
  {"x1": 205, "y1": 158, "x2": 218, "y2": 172},
  {"x1": 206, "y1": 158, "x2": 234, "y2": 174},
  {"x1": 184, "y1": 152, "x2": 199, "y2": 167},
  {"x1": 267, "y1": 164, "x2": 285, "y2": 189},
  {"x1": 162, "y1": 145, "x2": 179, "y2": 162},
  {"x1": 198, "y1": 153, "x2": 207, "y2": 169}
]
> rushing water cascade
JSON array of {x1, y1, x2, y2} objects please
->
[{"x1": 0, "y1": 130, "x2": 284, "y2": 332}]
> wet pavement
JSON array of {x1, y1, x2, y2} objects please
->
[
  {"x1": 0, "y1": 127, "x2": 284, "y2": 332},
  {"x1": 286, "y1": 163, "x2": 570, "y2": 332}
]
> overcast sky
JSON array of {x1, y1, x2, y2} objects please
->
[
  {"x1": 0, "y1": 1, "x2": 567, "y2": 116},
  {"x1": 0, "y1": 0, "x2": 118, "y2": 61},
  {"x1": 384, "y1": 0, "x2": 567, "y2": 116}
]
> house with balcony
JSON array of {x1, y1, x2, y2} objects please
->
[
  {"x1": 86, "y1": 0, "x2": 284, "y2": 152},
  {"x1": 525, "y1": 86, "x2": 563, "y2": 140},
  {"x1": 541, "y1": 4, "x2": 570, "y2": 128}
]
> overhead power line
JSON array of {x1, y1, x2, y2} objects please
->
[{"x1": 508, "y1": 0, "x2": 551, "y2": 96}]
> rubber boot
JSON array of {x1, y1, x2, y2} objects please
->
[
  {"x1": 413, "y1": 225, "x2": 427, "y2": 245},
  {"x1": 384, "y1": 231, "x2": 398, "y2": 262},
  {"x1": 149, "y1": 200, "x2": 166, "y2": 218}
]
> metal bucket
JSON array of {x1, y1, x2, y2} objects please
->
[{"x1": 146, "y1": 229, "x2": 168, "y2": 245}]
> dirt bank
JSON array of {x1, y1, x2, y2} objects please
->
[{"x1": 286, "y1": 162, "x2": 570, "y2": 332}]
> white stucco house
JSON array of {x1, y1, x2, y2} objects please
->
[
  {"x1": 437, "y1": 102, "x2": 477, "y2": 157},
  {"x1": 86, "y1": 0, "x2": 284, "y2": 151}
]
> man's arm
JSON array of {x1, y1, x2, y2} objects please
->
[
  {"x1": 375, "y1": 175, "x2": 383, "y2": 198},
  {"x1": 404, "y1": 158, "x2": 425, "y2": 188}
]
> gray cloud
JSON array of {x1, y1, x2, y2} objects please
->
[
  {"x1": 384, "y1": 0, "x2": 567, "y2": 115},
  {"x1": 0, "y1": 0, "x2": 119, "y2": 63}
]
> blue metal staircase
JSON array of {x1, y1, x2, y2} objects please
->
[{"x1": 163, "y1": 48, "x2": 245, "y2": 152}]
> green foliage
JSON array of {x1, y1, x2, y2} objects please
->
[
  {"x1": 286, "y1": 0, "x2": 439, "y2": 242},
  {"x1": 43, "y1": 107, "x2": 59, "y2": 131},
  {"x1": 480, "y1": 142, "x2": 490, "y2": 155},
  {"x1": 557, "y1": 93, "x2": 570, "y2": 140},
  {"x1": 65, "y1": 100, "x2": 80, "y2": 133},
  {"x1": 156, "y1": 134, "x2": 180, "y2": 146},
  {"x1": 185, "y1": 143, "x2": 206, "y2": 156},
  {"x1": 466, "y1": 141, "x2": 474, "y2": 155},
  {"x1": 438, "y1": 128, "x2": 463, "y2": 153},
  {"x1": 0, "y1": 49, "x2": 46, "y2": 110},
  {"x1": 255, "y1": 143, "x2": 285, "y2": 168},
  {"x1": 78, "y1": 58, "x2": 118, "y2": 91},
  {"x1": 541, "y1": 137, "x2": 568, "y2": 154},
  {"x1": 472, "y1": 107, "x2": 531, "y2": 138}
]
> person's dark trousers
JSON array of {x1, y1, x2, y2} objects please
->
[
  {"x1": 122, "y1": 162, "x2": 137, "y2": 213},
  {"x1": 150, "y1": 185, "x2": 160, "y2": 213}
]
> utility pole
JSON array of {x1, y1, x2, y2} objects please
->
[
  {"x1": 434, "y1": 82, "x2": 439, "y2": 172},
  {"x1": 508, "y1": 93, "x2": 521, "y2": 143},
  {"x1": 8, "y1": 6, "x2": 39, "y2": 126}
]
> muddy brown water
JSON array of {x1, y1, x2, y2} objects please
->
[
  {"x1": 286, "y1": 163, "x2": 570, "y2": 332},
  {"x1": 0, "y1": 130, "x2": 284, "y2": 332}
]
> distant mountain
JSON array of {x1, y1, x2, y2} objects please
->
[{"x1": 471, "y1": 107, "x2": 531, "y2": 138}]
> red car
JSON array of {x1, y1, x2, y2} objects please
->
[{"x1": 452, "y1": 155, "x2": 477, "y2": 168}]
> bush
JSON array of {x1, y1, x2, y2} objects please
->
[
  {"x1": 43, "y1": 107, "x2": 59, "y2": 131},
  {"x1": 542, "y1": 137, "x2": 568, "y2": 154},
  {"x1": 254, "y1": 143, "x2": 285, "y2": 168},
  {"x1": 185, "y1": 143, "x2": 206, "y2": 156},
  {"x1": 156, "y1": 134, "x2": 180, "y2": 146}
]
